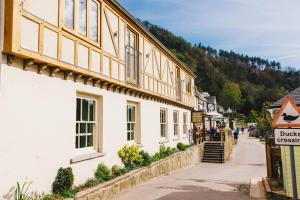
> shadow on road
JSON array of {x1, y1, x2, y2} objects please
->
[{"x1": 155, "y1": 185, "x2": 255, "y2": 200}]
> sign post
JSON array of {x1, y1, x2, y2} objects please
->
[{"x1": 272, "y1": 96, "x2": 300, "y2": 200}]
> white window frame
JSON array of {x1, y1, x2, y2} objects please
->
[
  {"x1": 75, "y1": 94, "x2": 99, "y2": 155},
  {"x1": 127, "y1": 102, "x2": 137, "y2": 142},
  {"x1": 160, "y1": 108, "x2": 168, "y2": 138},
  {"x1": 63, "y1": 0, "x2": 100, "y2": 44},
  {"x1": 173, "y1": 111, "x2": 179, "y2": 137},
  {"x1": 183, "y1": 112, "x2": 188, "y2": 135}
]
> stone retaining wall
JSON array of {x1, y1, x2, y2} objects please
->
[
  {"x1": 224, "y1": 132, "x2": 234, "y2": 161},
  {"x1": 75, "y1": 144, "x2": 204, "y2": 200}
]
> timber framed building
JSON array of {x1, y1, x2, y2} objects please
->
[{"x1": 0, "y1": 0, "x2": 196, "y2": 195}]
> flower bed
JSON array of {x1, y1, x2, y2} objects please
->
[{"x1": 75, "y1": 144, "x2": 204, "y2": 200}]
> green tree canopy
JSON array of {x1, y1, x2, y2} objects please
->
[
  {"x1": 220, "y1": 82, "x2": 242, "y2": 110},
  {"x1": 142, "y1": 21, "x2": 300, "y2": 116}
]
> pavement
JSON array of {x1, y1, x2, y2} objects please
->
[{"x1": 112, "y1": 132, "x2": 267, "y2": 200}]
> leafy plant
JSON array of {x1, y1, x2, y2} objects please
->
[
  {"x1": 59, "y1": 188, "x2": 78, "y2": 198},
  {"x1": 95, "y1": 163, "x2": 111, "y2": 182},
  {"x1": 177, "y1": 142, "x2": 189, "y2": 151},
  {"x1": 151, "y1": 145, "x2": 175, "y2": 162},
  {"x1": 111, "y1": 165, "x2": 129, "y2": 177},
  {"x1": 118, "y1": 145, "x2": 143, "y2": 168},
  {"x1": 52, "y1": 167, "x2": 74, "y2": 196},
  {"x1": 84, "y1": 178, "x2": 101, "y2": 188},
  {"x1": 139, "y1": 150, "x2": 152, "y2": 166},
  {"x1": 41, "y1": 194, "x2": 63, "y2": 200},
  {"x1": 14, "y1": 182, "x2": 31, "y2": 200}
]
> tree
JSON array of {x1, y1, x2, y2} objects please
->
[
  {"x1": 220, "y1": 82, "x2": 242, "y2": 110},
  {"x1": 142, "y1": 21, "x2": 300, "y2": 116}
]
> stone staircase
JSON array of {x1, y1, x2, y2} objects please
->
[{"x1": 202, "y1": 142, "x2": 224, "y2": 163}]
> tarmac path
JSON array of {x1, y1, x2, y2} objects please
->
[{"x1": 112, "y1": 131, "x2": 267, "y2": 200}]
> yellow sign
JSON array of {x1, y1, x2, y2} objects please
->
[{"x1": 192, "y1": 111, "x2": 203, "y2": 123}]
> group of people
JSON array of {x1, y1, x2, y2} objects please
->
[
  {"x1": 233, "y1": 126, "x2": 245, "y2": 144},
  {"x1": 207, "y1": 122, "x2": 228, "y2": 141}
]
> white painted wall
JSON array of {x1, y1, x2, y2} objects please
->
[{"x1": 0, "y1": 56, "x2": 191, "y2": 196}]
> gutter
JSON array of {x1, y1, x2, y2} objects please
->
[{"x1": 0, "y1": 0, "x2": 4, "y2": 88}]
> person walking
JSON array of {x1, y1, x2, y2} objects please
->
[
  {"x1": 233, "y1": 130, "x2": 239, "y2": 144},
  {"x1": 241, "y1": 126, "x2": 245, "y2": 135}
]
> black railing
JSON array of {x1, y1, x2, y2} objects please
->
[{"x1": 125, "y1": 45, "x2": 142, "y2": 87}]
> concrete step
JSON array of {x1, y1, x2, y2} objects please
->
[
  {"x1": 203, "y1": 157, "x2": 224, "y2": 161},
  {"x1": 249, "y1": 177, "x2": 267, "y2": 200},
  {"x1": 202, "y1": 159, "x2": 224, "y2": 163}
]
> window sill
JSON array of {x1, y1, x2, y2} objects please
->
[
  {"x1": 182, "y1": 135, "x2": 188, "y2": 139},
  {"x1": 159, "y1": 138, "x2": 169, "y2": 144},
  {"x1": 70, "y1": 152, "x2": 106, "y2": 164}
]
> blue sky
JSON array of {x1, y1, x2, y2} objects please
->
[{"x1": 118, "y1": 0, "x2": 300, "y2": 69}]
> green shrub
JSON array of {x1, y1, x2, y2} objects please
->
[
  {"x1": 60, "y1": 188, "x2": 78, "y2": 198},
  {"x1": 150, "y1": 145, "x2": 175, "y2": 162},
  {"x1": 84, "y1": 178, "x2": 101, "y2": 188},
  {"x1": 111, "y1": 165, "x2": 124, "y2": 177},
  {"x1": 139, "y1": 150, "x2": 152, "y2": 166},
  {"x1": 171, "y1": 147, "x2": 178, "y2": 154},
  {"x1": 42, "y1": 194, "x2": 63, "y2": 200},
  {"x1": 159, "y1": 145, "x2": 173, "y2": 158},
  {"x1": 151, "y1": 153, "x2": 161, "y2": 162},
  {"x1": 52, "y1": 167, "x2": 74, "y2": 195},
  {"x1": 118, "y1": 145, "x2": 143, "y2": 168},
  {"x1": 177, "y1": 142, "x2": 188, "y2": 151},
  {"x1": 95, "y1": 163, "x2": 111, "y2": 182}
]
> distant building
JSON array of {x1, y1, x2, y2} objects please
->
[{"x1": 0, "y1": 0, "x2": 196, "y2": 195}]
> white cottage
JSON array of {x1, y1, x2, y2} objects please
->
[{"x1": 0, "y1": 0, "x2": 196, "y2": 195}]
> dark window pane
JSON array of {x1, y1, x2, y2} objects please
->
[
  {"x1": 78, "y1": 0, "x2": 87, "y2": 35},
  {"x1": 76, "y1": 98, "x2": 81, "y2": 121},
  {"x1": 64, "y1": 0, "x2": 74, "y2": 28},
  {"x1": 82, "y1": 99, "x2": 89, "y2": 121},
  {"x1": 127, "y1": 123, "x2": 130, "y2": 131},
  {"x1": 80, "y1": 135, "x2": 86, "y2": 148},
  {"x1": 127, "y1": 132, "x2": 130, "y2": 141},
  {"x1": 132, "y1": 106, "x2": 135, "y2": 121},
  {"x1": 76, "y1": 123, "x2": 79, "y2": 134},
  {"x1": 76, "y1": 136, "x2": 78, "y2": 148},
  {"x1": 80, "y1": 123, "x2": 86, "y2": 133},
  {"x1": 87, "y1": 123, "x2": 93, "y2": 133},
  {"x1": 128, "y1": 107, "x2": 132, "y2": 122},
  {"x1": 89, "y1": 101, "x2": 95, "y2": 121},
  {"x1": 87, "y1": 135, "x2": 93, "y2": 147}
]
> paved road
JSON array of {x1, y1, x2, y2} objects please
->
[{"x1": 113, "y1": 132, "x2": 267, "y2": 200}]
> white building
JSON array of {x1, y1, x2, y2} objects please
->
[{"x1": 0, "y1": 0, "x2": 196, "y2": 195}]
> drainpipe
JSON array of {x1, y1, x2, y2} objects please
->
[{"x1": 0, "y1": 0, "x2": 5, "y2": 89}]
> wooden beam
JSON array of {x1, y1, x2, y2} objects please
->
[
  {"x1": 49, "y1": 67, "x2": 60, "y2": 77},
  {"x1": 84, "y1": 77, "x2": 93, "y2": 85},
  {"x1": 93, "y1": 79, "x2": 100, "y2": 86},
  {"x1": 23, "y1": 59, "x2": 34, "y2": 71},
  {"x1": 6, "y1": 54, "x2": 15, "y2": 66},
  {"x1": 106, "y1": 82, "x2": 114, "y2": 90},
  {"x1": 113, "y1": 85, "x2": 120, "y2": 92},
  {"x1": 64, "y1": 71, "x2": 73, "y2": 80},
  {"x1": 74, "y1": 74, "x2": 82, "y2": 82},
  {"x1": 38, "y1": 63, "x2": 48, "y2": 74}
]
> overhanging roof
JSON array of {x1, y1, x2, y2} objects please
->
[{"x1": 272, "y1": 86, "x2": 300, "y2": 108}]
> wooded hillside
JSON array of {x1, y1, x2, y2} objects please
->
[{"x1": 142, "y1": 21, "x2": 300, "y2": 116}]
